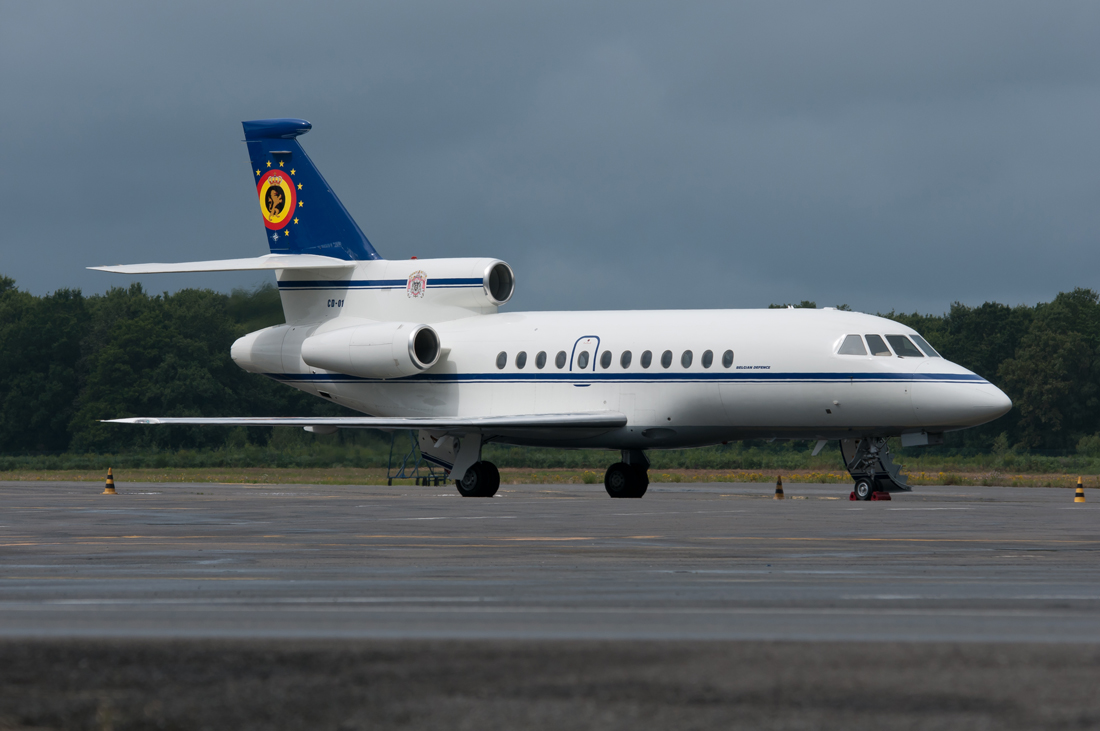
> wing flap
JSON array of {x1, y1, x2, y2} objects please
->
[{"x1": 89, "y1": 254, "x2": 357, "y2": 274}]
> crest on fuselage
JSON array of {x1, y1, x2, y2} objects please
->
[{"x1": 407, "y1": 270, "x2": 427, "y2": 298}]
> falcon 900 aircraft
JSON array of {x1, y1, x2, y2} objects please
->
[{"x1": 94, "y1": 118, "x2": 1012, "y2": 500}]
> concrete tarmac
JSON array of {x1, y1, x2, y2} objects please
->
[
  {"x1": 1, "y1": 480, "x2": 1098, "y2": 642},
  {"x1": 3, "y1": 480, "x2": 1100, "y2": 730}
]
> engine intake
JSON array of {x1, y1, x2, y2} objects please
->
[
  {"x1": 301, "y1": 321, "x2": 441, "y2": 380},
  {"x1": 484, "y1": 261, "x2": 514, "y2": 305}
]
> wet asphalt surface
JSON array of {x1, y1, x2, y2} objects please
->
[{"x1": 1, "y1": 480, "x2": 1097, "y2": 729}]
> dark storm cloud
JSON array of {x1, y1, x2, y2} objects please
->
[{"x1": 2, "y1": 1, "x2": 1098, "y2": 315}]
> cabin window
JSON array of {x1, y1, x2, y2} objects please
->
[
  {"x1": 722, "y1": 350, "x2": 734, "y2": 368},
  {"x1": 536, "y1": 351, "x2": 547, "y2": 369},
  {"x1": 837, "y1": 334, "x2": 867, "y2": 356},
  {"x1": 600, "y1": 351, "x2": 612, "y2": 369},
  {"x1": 515, "y1": 351, "x2": 528, "y2": 368},
  {"x1": 620, "y1": 350, "x2": 632, "y2": 368},
  {"x1": 641, "y1": 350, "x2": 653, "y2": 368},
  {"x1": 496, "y1": 352, "x2": 507, "y2": 369},
  {"x1": 886, "y1": 335, "x2": 923, "y2": 358},
  {"x1": 911, "y1": 334, "x2": 941, "y2": 358},
  {"x1": 661, "y1": 350, "x2": 673, "y2": 368},
  {"x1": 555, "y1": 351, "x2": 567, "y2": 369},
  {"x1": 701, "y1": 350, "x2": 713, "y2": 368},
  {"x1": 577, "y1": 351, "x2": 590, "y2": 369},
  {"x1": 865, "y1": 334, "x2": 892, "y2": 356},
  {"x1": 681, "y1": 350, "x2": 693, "y2": 368}
]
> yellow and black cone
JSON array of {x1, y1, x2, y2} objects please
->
[
  {"x1": 102, "y1": 467, "x2": 116, "y2": 495},
  {"x1": 774, "y1": 476, "x2": 784, "y2": 500},
  {"x1": 1075, "y1": 476, "x2": 1086, "y2": 503}
]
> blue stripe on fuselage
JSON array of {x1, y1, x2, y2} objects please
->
[
  {"x1": 277, "y1": 277, "x2": 482, "y2": 291},
  {"x1": 264, "y1": 371, "x2": 988, "y2": 385}
]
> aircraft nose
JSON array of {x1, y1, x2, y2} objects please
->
[{"x1": 912, "y1": 379, "x2": 1013, "y2": 428}]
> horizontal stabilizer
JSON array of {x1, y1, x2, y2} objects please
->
[
  {"x1": 89, "y1": 254, "x2": 357, "y2": 274},
  {"x1": 105, "y1": 412, "x2": 627, "y2": 434}
]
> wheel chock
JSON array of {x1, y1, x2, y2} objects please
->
[
  {"x1": 849, "y1": 491, "x2": 857, "y2": 501},
  {"x1": 870, "y1": 491, "x2": 892, "y2": 501},
  {"x1": 102, "y1": 467, "x2": 117, "y2": 495},
  {"x1": 1075, "y1": 476, "x2": 1086, "y2": 503},
  {"x1": 774, "y1": 476, "x2": 784, "y2": 500}
]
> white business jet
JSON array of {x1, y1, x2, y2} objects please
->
[{"x1": 93, "y1": 119, "x2": 1012, "y2": 500}]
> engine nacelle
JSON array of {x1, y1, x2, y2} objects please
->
[{"x1": 300, "y1": 321, "x2": 441, "y2": 380}]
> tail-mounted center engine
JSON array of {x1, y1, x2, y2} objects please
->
[{"x1": 301, "y1": 321, "x2": 441, "y2": 379}]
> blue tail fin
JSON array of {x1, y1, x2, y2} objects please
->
[{"x1": 243, "y1": 119, "x2": 381, "y2": 261}]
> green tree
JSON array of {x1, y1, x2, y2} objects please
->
[
  {"x1": 999, "y1": 289, "x2": 1100, "y2": 449},
  {"x1": 0, "y1": 280, "x2": 90, "y2": 451}
]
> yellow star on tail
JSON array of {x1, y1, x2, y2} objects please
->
[
  {"x1": 266, "y1": 161, "x2": 271, "y2": 168},
  {"x1": 293, "y1": 218, "x2": 299, "y2": 224},
  {"x1": 255, "y1": 169, "x2": 260, "y2": 176},
  {"x1": 297, "y1": 183, "x2": 302, "y2": 190},
  {"x1": 279, "y1": 160, "x2": 284, "y2": 167},
  {"x1": 290, "y1": 169, "x2": 296, "y2": 175},
  {"x1": 298, "y1": 201, "x2": 303, "y2": 207}
]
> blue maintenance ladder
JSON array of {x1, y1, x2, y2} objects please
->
[{"x1": 386, "y1": 430, "x2": 446, "y2": 486}]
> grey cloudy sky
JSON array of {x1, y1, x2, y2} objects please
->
[{"x1": 2, "y1": 1, "x2": 1098, "y2": 315}]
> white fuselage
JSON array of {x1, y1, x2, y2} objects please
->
[{"x1": 233, "y1": 265, "x2": 1012, "y2": 450}]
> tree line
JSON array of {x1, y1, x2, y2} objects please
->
[{"x1": 2, "y1": 274, "x2": 1099, "y2": 456}]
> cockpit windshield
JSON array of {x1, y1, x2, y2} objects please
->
[
  {"x1": 837, "y1": 334, "x2": 866, "y2": 355},
  {"x1": 886, "y1": 335, "x2": 924, "y2": 358},
  {"x1": 910, "y1": 334, "x2": 941, "y2": 358},
  {"x1": 865, "y1": 334, "x2": 892, "y2": 356}
]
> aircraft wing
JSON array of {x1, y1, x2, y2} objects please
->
[
  {"x1": 104, "y1": 412, "x2": 626, "y2": 434},
  {"x1": 89, "y1": 254, "x2": 357, "y2": 274}
]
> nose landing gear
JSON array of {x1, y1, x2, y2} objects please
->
[{"x1": 841, "y1": 438, "x2": 909, "y2": 501}]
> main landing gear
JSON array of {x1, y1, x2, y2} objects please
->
[
  {"x1": 604, "y1": 450, "x2": 650, "y2": 498},
  {"x1": 453, "y1": 448, "x2": 652, "y2": 499},
  {"x1": 841, "y1": 437, "x2": 910, "y2": 501},
  {"x1": 455, "y1": 461, "x2": 500, "y2": 497}
]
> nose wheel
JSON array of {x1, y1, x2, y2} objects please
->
[
  {"x1": 841, "y1": 438, "x2": 910, "y2": 500},
  {"x1": 853, "y1": 479, "x2": 874, "y2": 501}
]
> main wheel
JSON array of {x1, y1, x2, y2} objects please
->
[
  {"x1": 604, "y1": 462, "x2": 633, "y2": 497},
  {"x1": 456, "y1": 461, "x2": 500, "y2": 497},
  {"x1": 480, "y1": 461, "x2": 500, "y2": 497},
  {"x1": 853, "y1": 478, "x2": 874, "y2": 501},
  {"x1": 630, "y1": 465, "x2": 649, "y2": 498},
  {"x1": 605, "y1": 463, "x2": 648, "y2": 498}
]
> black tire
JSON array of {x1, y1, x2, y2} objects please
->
[
  {"x1": 854, "y1": 479, "x2": 874, "y2": 501},
  {"x1": 605, "y1": 463, "x2": 648, "y2": 498},
  {"x1": 630, "y1": 465, "x2": 649, "y2": 498},
  {"x1": 480, "y1": 461, "x2": 500, "y2": 498},
  {"x1": 456, "y1": 463, "x2": 483, "y2": 497},
  {"x1": 604, "y1": 462, "x2": 633, "y2": 498}
]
